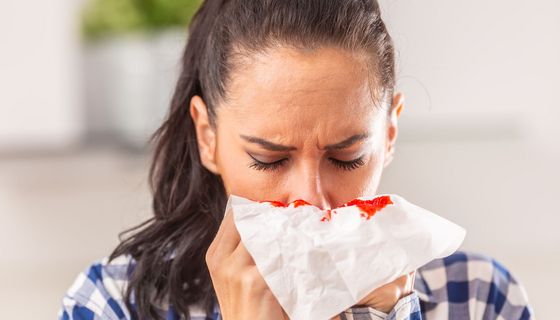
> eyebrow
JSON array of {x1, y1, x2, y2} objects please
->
[{"x1": 240, "y1": 133, "x2": 370, "y2": 151}]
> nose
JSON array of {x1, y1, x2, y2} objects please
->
[{"x1": 287, "y1": 165, "x2": 331, "y2": 210}]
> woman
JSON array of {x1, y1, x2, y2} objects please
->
[{"x1": 60, "y1": 0, "x2": 534, "y2": 319}]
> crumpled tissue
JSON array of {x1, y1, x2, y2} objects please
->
[{"x1": 226, "y1": 193, "x2": 466, "y2": 320}]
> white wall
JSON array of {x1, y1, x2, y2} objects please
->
[
  {"x1": 377, "y1": 0, "x2": 560, "y2": 317},
  {"x1": 0, "y1": 0, "x2": 84, "y2": 150},
  {"x1": 380, "y1": 0, "x2": 560, "y2": 148}
]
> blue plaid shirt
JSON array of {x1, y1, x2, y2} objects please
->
[{"x1": 59, "y1": 251, "x2": 534, "y2": 319}]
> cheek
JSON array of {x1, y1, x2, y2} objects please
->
[
  {"x1": 356, "y1": 138, "x2": 389, "y2": 195},
  {"x1": 222, "y1": 168, "x2": 281, "y2": 199},
  {"x1": 323, "y1": 151, "x2": 386, "y2": 200},
  {"x1": 215, "y1": 141, "x2": 279, "y2": 199},
  {"x1": 358, "y1": 152, "x2": 386, "y2": 195}
]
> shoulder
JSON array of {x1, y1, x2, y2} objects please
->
[
  {"x1": 59, "y1": 255, "x2": 214, "y2": 320},
  {"x1": 59, "y1": 255, "x2": 135, "y2": 319},
  {"x1": 415, "y1": 251, "x2": 534, "y2": 319}
]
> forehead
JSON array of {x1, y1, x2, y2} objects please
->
[{"x1": 218, "y1": 46, "x2": 383, "y2": 139}]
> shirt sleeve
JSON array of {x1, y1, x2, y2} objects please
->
[
  {"x1": 477, "y1": 256, "x2": 534, "y2": 319},
  {"x1": 338, "y1": 291, "x2": 422, "y2": 320},
  {"x1": 418, "y1": 251, "x2": 535, "y2": 319},
  {"x1": 58, "y1": 259, "x2": 131, "y2": 320}
]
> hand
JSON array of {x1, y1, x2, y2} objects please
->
[
  {"x1": 356, "y1": 271, "x2": 416, "y2": 313},
  {"x1": 206, "y1": 208, "x2": 289, "y2": 320},
  {"x1": 330, "y1": 272, "x2": 416, "y2": 320}
]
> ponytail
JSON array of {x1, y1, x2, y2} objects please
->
[{"x1": 109, "y1": 1, "x2": 230, "y2": 318}]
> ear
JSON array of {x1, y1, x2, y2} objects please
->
[
  {"x1": 383, "y1": 92, "x2": 405, "y2": 168},
  {"x1": 190, "y1": 95, "x2": 220, "y2": 175}
]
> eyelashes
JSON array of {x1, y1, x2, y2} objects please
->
[
  {"x1": 330, "y1": 156, "x2": 366, "y2": 171},
  {"x1": 248, "y1": 155, "x2": 366, "y2": 172},
  {"x1": 249, "y1": 158, "x2": 288, "y2": 171}
]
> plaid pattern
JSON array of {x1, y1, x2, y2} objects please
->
[
  {"x1": 59, "y1": 251, "x2": 534, "y2": 319},
  {"x1": 415, "y1": 251, "x2": 534, "y2": 319},
  {"x1": 339, "y1": 292, "x2": 422, "y2": 320}
]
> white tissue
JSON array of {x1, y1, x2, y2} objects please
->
[{"x1": 226, "y1": 194, "x2": 466, "y2": 320}]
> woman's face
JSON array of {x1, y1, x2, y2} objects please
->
[{"x1": 191, "y1": 46, "x2": 404, "y2": 209}]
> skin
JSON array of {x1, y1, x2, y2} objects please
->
[{"x1": 194, "y1": 46, "x2": 410, "y2": 319}]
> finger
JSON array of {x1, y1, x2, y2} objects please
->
[
  {"x1": 211, "y1": 207, "x2": 241, "y2": 259},
  {"x1": 357, "y1": 273, "x2": 406, "y2": 305},
  {"x1": 231, "y1": 240, "x2": 257, "y2": 266},
  {"x1": 406, "y1": 271, "x2": 416, "y2": 294},
  {"x1": 209, "y1": 206, "x2": 232, "y2": 247}
]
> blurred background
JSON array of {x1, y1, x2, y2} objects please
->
[{"x1": 0, "y1": 0, "x2": 558, "y2": 318}]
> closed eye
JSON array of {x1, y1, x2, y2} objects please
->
[
  {"x1": 329, "y1": 156, "x2": 366, "y2": 171},
  {"x1": 247, "y1": 154, "x2": 366, "y2": 172},
  {"x1": 247, "y1": 155, "x2": 288, "y2": 171}
]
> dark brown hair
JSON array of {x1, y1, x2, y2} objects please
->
[{"x1": 109, "y1": 0, "x2": 396, "y2": 318}]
